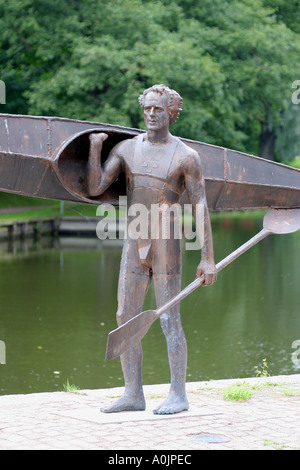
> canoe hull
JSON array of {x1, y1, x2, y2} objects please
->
[{"x1": 0, "y1": 113, "x2": 299, "y2": 210}]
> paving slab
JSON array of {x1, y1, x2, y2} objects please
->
[{"x1": 0, "y1": 374, "x2": 299, "y2": 451}]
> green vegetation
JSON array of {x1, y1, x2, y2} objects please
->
[
  {"x1": 254, "y1": 358, "x2": 270, "y2": 378},
  {"x1": 263, "y1": 439, "x2": 288, "y2": 450},
  {"x1": 222, "y1": 376, "x2": 300, "y2": 402},
  {"x1": 0, "y1": 0, "x2": 299, "y2": 162},
  {"x1": 288, "y1": 157, "x2": 300, "y2": 169},
  {"x1": 0, "y1": 0, "x2": 299, "y2": 215},
  {"x1": 63, "y1": 379, "x2": 80, "y2": 393},
  {"x1": 281, "y1": 387, "x2": 300, "y2": 397},
  {"x1": 0, "y1": 194, "x2": 54, "y2": 209},
  {"x1": 223, "y1": 382, "x2": 253, "y2": 401},
  {"x1": 0, "y1": 192, "x2": 98, "y2": 221}
]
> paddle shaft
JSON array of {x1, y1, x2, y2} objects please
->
[{"x1": 155, "y1": 227, "x2": 269, "y2": 319}]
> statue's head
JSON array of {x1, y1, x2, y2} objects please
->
[{"x1": 138, "y1": 84, "x2": 182, "y2": 125}]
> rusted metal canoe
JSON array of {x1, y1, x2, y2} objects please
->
[{"x1": 0, "y1": 113, "x2": 299, "y2": 210}]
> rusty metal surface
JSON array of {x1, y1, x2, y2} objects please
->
[{"x1": 0, "y1": 113, "x2": 299, "y2": 210}]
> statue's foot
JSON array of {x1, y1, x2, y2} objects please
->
[
  {"x1": 153, "y1": 393, "x2": 189, "y2": 415},
  {"x1": 100, "y1": 393, "x2": 146, "y2": 413}
]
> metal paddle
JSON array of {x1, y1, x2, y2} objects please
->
[{"x1": 105, "y1": 208, "x2": 300, "y2": 361}]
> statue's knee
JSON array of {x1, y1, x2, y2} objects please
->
[
  {"x1": 116, "y1": 307, "x2": 129, "y2": 326},
  {"x1": 160, "y1": 313, "x2": 183, "y2": 337},
  {"x1": 116, "y1": 308, "x2": 123, "y2": 326}
]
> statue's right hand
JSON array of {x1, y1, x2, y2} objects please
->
[{"x1": 89, "y1": 132, "x2": 108, "y2": 146}]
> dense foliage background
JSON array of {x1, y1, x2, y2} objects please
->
[{"x1": 1, "y1": 0, "x2": 300, "y2": 161}]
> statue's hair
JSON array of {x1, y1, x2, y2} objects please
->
[{"x1": 138, "y1": 84, "x2": 182, "y2": 124}]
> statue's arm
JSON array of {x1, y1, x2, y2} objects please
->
[
  {"x1": 87, "y1": 133, "x2": 123, "y2": 197},
  {"x1": 183, "y1": 149, "x2": 217, "y2": 286}
]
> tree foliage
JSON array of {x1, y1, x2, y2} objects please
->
[{"x1": 0, "y1": 0, "x2": 299, "y2": 160}]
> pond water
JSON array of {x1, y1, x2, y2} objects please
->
[{"x1": 0, "y1": 214, "x2": 299, "y2": 395}]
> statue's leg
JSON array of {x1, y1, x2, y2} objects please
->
[
  {"x1": 101, "y1": 270, "x2": 151, "y2": 413},
  {"x1": 152, "y1": 273, "x2": 189, "y2": 415}
]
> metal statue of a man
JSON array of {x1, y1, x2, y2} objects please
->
[{"x1": 87, "y1": 84, "x2": 217, "y2": 414}]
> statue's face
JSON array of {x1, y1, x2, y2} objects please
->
[{"x1": 143, "y1": 92, "x2": 170, "y2": 131}]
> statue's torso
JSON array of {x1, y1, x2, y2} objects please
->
[
  {"x1": 122, "y1": 134, "x2": 185, "y2": 208},
  {"x1": 118, "y1": 134, "x2": 184, "y2": 273}
]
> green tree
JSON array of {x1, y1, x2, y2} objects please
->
[
  {"x1": 0, "y1": 0, "x2": 299, "y2": 160},
  {"x1": 173, "y1": 0, "x2": 300, "y2": 158},
  {"x1": 263, "y1": 0, "x2": 300, "y2": 33}
]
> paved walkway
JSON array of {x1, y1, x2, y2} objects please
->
[{"x1": 0, "y1": 374, "x2": 299, "y2": 451}]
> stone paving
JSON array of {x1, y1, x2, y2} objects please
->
[{"x1": 0, "y1": 374, "x2": 299, "y2": 451}]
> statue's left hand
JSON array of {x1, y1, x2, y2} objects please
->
[{"x1": 196, "y1": 260, "x2": 217, "y2": 286}]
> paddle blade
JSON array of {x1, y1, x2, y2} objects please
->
[
  {"x1": 264, "y1": 208, "x2": 300, "y2": 234},
  {"x1": 105, "y1": 309, "x2": 158, "y2": 361}
]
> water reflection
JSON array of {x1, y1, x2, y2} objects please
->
[{"x1": 0, "y1": 215, "x2": 299, "y2": 395}]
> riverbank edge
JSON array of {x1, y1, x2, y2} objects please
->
[{"x1": 1, "y1": 372, "x2": 298, "y2": 400}]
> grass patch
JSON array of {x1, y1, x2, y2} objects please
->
[
  {"x1": 0, "y1": 191, "x2": 99, "y2": 222},
  {"x1": 62, "y1": 202, "x2": 99, "y2": 218},
  {"x1": 0, "y1": 192, "x2": 56, "y2": 209},
  {"x1": 210, "y1": 209, "x2": 266, "y2": 222},
  {"x1": 0, "y1": 207, "x2": 62, "y2": 223},
  {"x1": 280, "y1": 387, "x2": 300, "y2": 398},
  {"x1": 63, "y1": 379, "x2": 80, "y2": 393},
  {"x1": 284, "y1": 157, "x2": 300, "y2": 169},
  {"x1": 188, "y1": 386, "x2": 214, "y2": 394},
  {"x1": 223, "y1": 382, "x2": 253, "y2": 401},
  {"x1": 263, "y1": 439, "x2": 289, "y2": 450}
]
